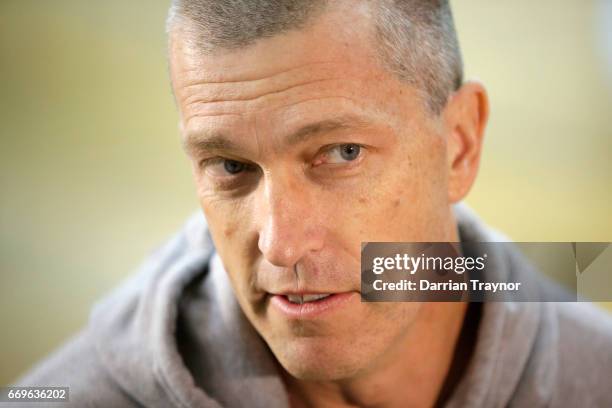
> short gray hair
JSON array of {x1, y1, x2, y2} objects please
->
[{"x1": 167, "y1": 0, "x2": 463, "y2": 114}]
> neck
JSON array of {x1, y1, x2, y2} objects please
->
[{"x1": 282, "y1": 301, "x2": 472, "y2": 408}]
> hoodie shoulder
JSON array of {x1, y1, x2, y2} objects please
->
[
  {"x1": 8, "y1": 330, "x2": 138, "y2": 408},
  {"x1": 5, "y1": 212, "x2": 216, "y2": 408},
  {"x1": 549, "y1": 302, "x2": 612, "y2": 407}
]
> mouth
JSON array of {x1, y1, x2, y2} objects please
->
[
  {"x1": 269, "y1": 292, "x2": 356, "y2": 319},
  {"x1": 286, "y1": 293, "x2": 332, "y2": 304}
]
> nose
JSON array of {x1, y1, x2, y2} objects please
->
[{"x1": 256, "y1": 173, "x2": 325, "y2": 267}]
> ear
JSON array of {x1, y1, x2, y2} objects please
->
[{"x1": 442, "y1": 81, "x2": 489, "y2": 203}]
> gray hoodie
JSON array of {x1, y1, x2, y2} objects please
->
[{"x1": 6, "y1": 206, "x2": 612, "y2": 407}]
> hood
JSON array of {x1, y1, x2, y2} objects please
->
[{"x1": 89, "y1": 204, "x2": 556, "y2": 407}]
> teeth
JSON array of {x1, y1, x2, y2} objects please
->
[
  {"x1": 287, "y1": 295, "x2": 304, "y2": 304},
  {"x1": 286, "y1": 294, "x2": 331, "y2": 304},
  {"x1": 303, "y1": 294, "x2": 330, "y2": 302}
]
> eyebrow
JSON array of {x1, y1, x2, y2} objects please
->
[
  {"x1": 183, "y1": 114, "x2": 372, "y2": 155},
  {"x1": 182, "y1": 132, "x2": 239, "y2": 155},
  {"x1": 286, "y1": 115, "x2": 370, "y2": 145}
]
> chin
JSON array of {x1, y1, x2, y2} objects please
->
[{"x1": 271, "y1": 335, "x2": 368, "y2": 381}]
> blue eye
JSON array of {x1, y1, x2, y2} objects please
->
[
  {"x1": 223, "y1": 159, "x2": 247, "y2": 174},
  {"x1": 327, "y1": 144, "x2": 362, "y2": 163},
  {"x1": 339, "y1": 144, "x2": 360, "y2": 161},
  {"x1": 202, "y1": 158, "x2": 250, "y2": 177}
]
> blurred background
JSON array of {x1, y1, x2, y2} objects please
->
[{"x1": 1, "y1": 0, "x2": 611, "y2": 385}]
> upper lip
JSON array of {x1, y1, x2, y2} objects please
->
[
  {"x1": 271, "y1": 290, "x2": 336, "y2": 296},
  {"x1": 269, "y1": 289, "x2": 359, "y2": 296}
]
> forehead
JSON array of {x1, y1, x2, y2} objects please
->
[
  {"x1": 170, "y1": 2, "x2": 379, "y2": 83},
  {"x1": 169, "y1": 3, "x2": 425, "y2": 145}
]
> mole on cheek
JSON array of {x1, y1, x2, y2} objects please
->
[{"x1": 224, "y1": 224, "x2": 237, "y2": 238}]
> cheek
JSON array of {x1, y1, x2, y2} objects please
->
[
  {"x1": 199, "y1": 195, "x2": 256, "y2": 276},
  {"x1": 342, "y1": 149, "x2": 449, "y2": 242}
]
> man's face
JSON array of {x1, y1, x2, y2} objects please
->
[{"x1": 170, "y1": 4, "x2": 459, "y2": 380}]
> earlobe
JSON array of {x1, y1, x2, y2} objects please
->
[{"x1": 444, "y1": 81, "x2": 489, "y2": 203}]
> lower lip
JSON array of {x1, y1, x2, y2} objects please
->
[{"x1": 270, "y1": 292, "x2": 357, "y2": 319}]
